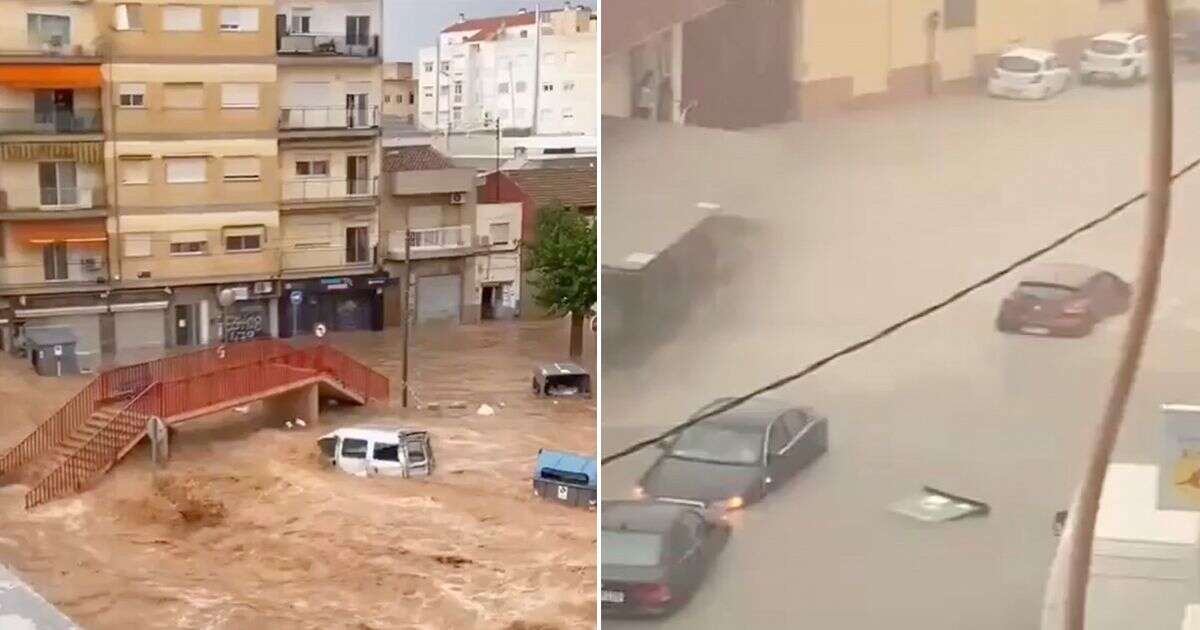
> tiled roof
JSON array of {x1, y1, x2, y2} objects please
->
[
  {"x1": 383, "y1": 146, "x2": 456, "y2": 172},
  {"x1": 443, "y1": 13, "x2": 537, "y2": 34},
  {"x1": 507, "y1": 167, "x2": 596, "y2": 208}
]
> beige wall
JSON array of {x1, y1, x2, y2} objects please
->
[
  {"x1": 104, "y1": 63, "x2": 279, "y2": 136},
  {"x1": 382, "y1": 79, "x2": 416, "y2": 118},
  {"x1": 115, "y1": 212, "x2": 280, "y2": 282},
  {"x1": 97, "y1": 1, "x2": 275, "y2": 59},
  {"x1": 106, "y1": 139, "x2": 279, "y2": 209},
  {"x1": 0, "y1": 1, "x2": 100, "y2": 55},
  {"x1": 279, "y1": 210, "x2": 378, "y2": 272}
]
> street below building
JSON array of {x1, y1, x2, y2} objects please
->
[
  {"x1": 602, "y1": 65, "x2": 1200, "y2": 629},
  {"x1": 0, "y1": 319, "x2": 595, "y2": 630}
]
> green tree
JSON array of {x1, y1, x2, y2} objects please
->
[{"x1": 529, "y1": 204, "x2": 596, "y2": 358}]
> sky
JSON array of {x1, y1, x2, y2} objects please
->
[{"x1": 383, "y1": 0, "x2": 593, "y2": 62}]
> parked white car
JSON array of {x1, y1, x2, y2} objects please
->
[
  {"x1": 1080, "y1": 32, "x2": 1148, "y2": 84},
  {"x1": 317, "y1": 426, "x2": 434, "y2": 478},
  {"x1": 987, "y1": 48, "x2": 1072, "y2": 100}
]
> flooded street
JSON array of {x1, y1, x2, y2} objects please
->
[
  {"x1": 602, "y1": 68, "x2": 1200, "y2": 628},
  {"x1": 0, "y1": 319, "x2": 595, "y2": 629}
]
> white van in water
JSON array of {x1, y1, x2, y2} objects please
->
[{"x1": 317, "y1": 426, "x2": 435, "y2": 478}]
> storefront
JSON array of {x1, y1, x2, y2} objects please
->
[
  {"x1": 215, "y1": 281, "x2": 280, "y2": 343},
  {"x1": 278, "y1": 274, "x2": 392, "y2": 338}
]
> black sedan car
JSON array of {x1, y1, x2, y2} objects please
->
[
  {"x1": 637, "y1": 398, "x2": 829, "y2": 510},
  {"x1": 601, "y1": 500, "x2": 731, "y2": 617},
  {"x1": 995, "y1": 263, "x2": 1130, "y2": 338}
]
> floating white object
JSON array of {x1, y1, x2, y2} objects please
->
[
  {"x1": 285, "y1": 421, "x2": 294, "y2": 429},
  {"x1": 234, "y1": 406, "x2": 250, "y2": 414},
  {"x1": 476, "y1": 404, "x2": 495, "y2": 416},
  {"x1": 295, "y1": 418, "x2": 307, "y2": 428}
]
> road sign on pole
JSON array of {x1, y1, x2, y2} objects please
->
[{"x1": 1159, "y1": 404, "x2": 1200, "y2": 510}]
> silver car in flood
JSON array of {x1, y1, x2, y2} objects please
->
[{"x1": 317, "y1": 426, "x2": 435, "y2": 478}]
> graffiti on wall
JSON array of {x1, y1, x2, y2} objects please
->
[{"x1": 224, "y1": 306, "x2": 266, "y2": 342}]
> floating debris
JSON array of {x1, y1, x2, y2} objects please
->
[
  {"x1": 889, "y1": 486, "x2": 990, "y2": 523},
  {"x1": 477, "y1": 404, "x2": 496, "y2": 416}
]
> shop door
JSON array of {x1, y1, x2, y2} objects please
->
[
  {"x1": 174, "y1": 304, "x2": 198, "y2": 346},
  {"x1": 333, "y1": 295, "x2": 370, "y2": 331},
  {"x1": 416, "y1": 275, "x2": 461, "y2": 323},
  {"x1": 115, "y1": 310, "x2": 166, "y2": 351}
]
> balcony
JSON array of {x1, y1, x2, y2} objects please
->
[
  {"x1": 0, "y1": 109, "x2": 102, "y2": 136},
  {"x1": 277, "y1": 33, "x2": 379, "y2": 60},
  {"x1": 281, "y1": 177, "x2": 378, "y2": 207},
  {"x1": 386, "y1": 225, "x2": 475, "y2": 260},
  {"x1": 0, "y1": 36, "x2": 102, "y2": 62},
  {"x1": 0, "y1": 186, "x2": 106, "y2": 218},
  {"x1": 278, "y1": 106, "x2": 379, "y2": 140}
]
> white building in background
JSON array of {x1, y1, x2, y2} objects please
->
[{"x1": 417, "y1": 3, "x2": 596, "y2": 135}]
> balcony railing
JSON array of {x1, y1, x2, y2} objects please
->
[
  {"x1": 0, "y1": 186, "x2": 106, "y2": 211},
  {"x1": 387, "y1": 226, "x2": 473, "y2": 258},
  {"x1": 279, "y1": 106, "x2": 379, "y2": 130},
  {"x1": 282, "y1": 177, "x2": 377, "y2": 202},
  {"x1": 0, "y1": 109, "x2": 102, "y2": 134},
  {"x1": 277, "y1": 33, "x2": 379, "y2": 57}
]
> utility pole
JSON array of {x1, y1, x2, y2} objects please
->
[
  {"x1": 1063, "y1": 1, "x2": 1173, "y2": 629},
  {"x1": 400, "y1": 206, "x2": 412, "y2": 408}
]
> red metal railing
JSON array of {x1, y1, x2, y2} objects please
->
[
  {"x1": 0, "y1": 378, "x2": 108, "y2": 479},
  {"x1": 25, "y1": 383, "x2": 160, "y2": 509},
  {"x1": 19, "y1": 341, "x2": 390, "y2": 509}
]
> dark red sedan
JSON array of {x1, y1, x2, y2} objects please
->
[{"x1": 996, "y1": 264, "x2": 1131, "y2": 337}]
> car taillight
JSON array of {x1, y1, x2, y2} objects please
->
[
  {"x1": 1030, "y1": 74, "x2": 1043, "y2": 84},
  {"x1": 635, "y1": 584, "x2": 672, "y2": 605}
]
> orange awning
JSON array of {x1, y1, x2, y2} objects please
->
[
  {"x1": 0, "y1": 65, "x2": 101, "y2": 89},
  {"x1": 9, "y1": 219, "x2": 107, "y2": 244}
]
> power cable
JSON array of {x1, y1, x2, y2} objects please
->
[{"x1": 601, "y1": 155, "x2": 1200, "y2": 466}]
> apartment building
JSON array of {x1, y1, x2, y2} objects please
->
[
  {"x1": 382, "y1": 61, "x2": 415, "y2": 122},
  {"x1": 417, "y1": 3, "x2": 596, "y2": 135}
]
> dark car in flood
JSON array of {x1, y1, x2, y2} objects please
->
[
  {"x1": 996, "y1": 264, "x2": 1131, "y2": 338},
  {"x1": 600, "y1": 500, "x2": 730, "y2": 617},
  {"x1": 636, "y1": 398, "x2": 829, "y2": 510}
]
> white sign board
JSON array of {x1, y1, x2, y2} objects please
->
[{"x1": 1159, "y1": 404, "x2": 1200, "y2": 511}]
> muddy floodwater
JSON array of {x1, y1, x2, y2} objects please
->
[{"x1": 0, "y1": 320, "x2": 595, "y2": 629}]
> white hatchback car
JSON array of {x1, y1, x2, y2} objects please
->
[
  {"x1": 1080, "y1": 32, "x2": 1148, "y2": 84},
  {"x1": 987, "y1": 48, "x2": 1072, "y2": 100}
]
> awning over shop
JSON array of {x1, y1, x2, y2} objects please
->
[
  {"x1": 8, "y1": 219, "x2": 107, "y2": 244},
  {"x1": 2, "y1": 142, "x2": 103, "y2": 163},
  {"x1": 0, "y1": 65, "x2": 102, "y2": 89}
]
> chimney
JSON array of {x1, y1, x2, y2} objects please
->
[{"x1": 458, "y1": 12, "x2": 466, "y2": 23}]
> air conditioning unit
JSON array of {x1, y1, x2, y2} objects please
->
[
  {"x1": 477, "y1": 235, "x2": 491, "y2": 247},
  {"x1": 81, "y1": 258, "x2": 101, "y2": 271},
  {"x1": 450, "y1": 192, "x2": 466, "y2": 205}
]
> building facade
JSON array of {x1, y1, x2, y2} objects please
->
[
  {"x1": 382, "y1": 61, "x2": 416, "y2": 122},
  {"x1": 0, "y1": 0, "x2": 385, "y2": 363},
  {"x1": 602, "y1": 0, "x2": 1177, "y2": 126},
  {"x1": 417, "y1": 3, "x2": 596, "y2": 135}
]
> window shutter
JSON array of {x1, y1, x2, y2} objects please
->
[
  {"x1": 221, "y1": 83, "x2": 259, "y2": 108},
  {"x1": 163, "y1": 83, "x2": 204, "y2": 109},
  {"x1": 165, "y1": 157, "x2": 207, "y2": 183},
  {"x1": 162, "y1": 5, "x2": 202, "y2": 31},
  {"x1": 223, "y1": 156, "x2": 260, "y2": 180},
  {"x1": 169, "y1": 231, "x2": 207, "y2": 244},
  {"x1": 124, "y1": 234, "x2": 152, "y2": 257}
]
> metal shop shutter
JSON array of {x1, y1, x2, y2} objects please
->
[
  {"x1": 114, "y1": 310, "x2": 165, "y2": 351},
  {"x1": 416, "y1": 274, "x2": 461, "y2": 323},
  {"x1": 35, "y1": 315, "x2": 101, "y2": 355}
]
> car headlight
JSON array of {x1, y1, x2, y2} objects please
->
[{"x1": 725, "y1": 496, "x2": 745, "y2": 510}]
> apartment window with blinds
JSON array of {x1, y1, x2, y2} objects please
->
[
  {"x1": 120, "y1": 157, "x2": 150, "y2": 184},
  {"x1": 169, "y1": 232, "x2": 208, "y2": 256},
  {"x1": 221, "y1": 83, "x2": 259, "y2": 109},
  {"x1": 224, "y1": 226, "x2": 264, "y2": 252},
  {"x1": 219, "y1": 7, "x2": 259, "y2": 31},
  {"x1": 223, "y1": 156, "x2": 260, "y2": 182},
  {"x1": 498, "y1": 82, "x2": 510, "y2": 94},
  {"x1": 123, "y1": 234, "x2": 152, "y2": 258},
  {"x1": 43, "y1": 243, "x2": 68, "y2": 281},
  {"x1": 291, "y1": 222, "x2": 331, "y2": 248},
  {"x1": 118, "y1": 83, "x2": 145, "y2": 107},
  {"x1": 345, "y1": 226, "x2": 370, "y2": 264},
  {"x1": 163, "y1": 83, "x2": 204, "y2": 109},
  {"x1": 295, "y1": 159, "x2": 329, "y2": 176},
  {"x1": 489, "y1": 222, "x2": 510, "y2": 245},
  {"x1": 563, "y1": 80, "x2": 575, "y2": 92},
  {"x1": 515, "y1": 81, "x2": 527, "y2": 93},
  {"x1": 165, "y1": 157, "x2": 207, "y2": 183},
  {"x1": 27, "y1": 14, "x2": 71, "y2": 48},
  {"x1": 162, "y1": 5, "x2": 202, "y2": 32},
  {"x1": 943, "y1": 0, "x2": 976, "y2": 29},
  {"x1": 114, "y1": 4, "x2": 144, "y2": 30}
]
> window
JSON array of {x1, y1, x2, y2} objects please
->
[
  {"x1": 489, "y1": 222, "x2": 510, "y2": 245},
  {"x1": 123, "y1": 234, "x2": 152, "y2": 258},
  {"x1": 223, "y1": 156, "x2": 260, "y2": 181},
  {"x1": 454, "y1": 83, "x2": 463, "y2": 95},
  {"x1": 340, "y1": 438, "x2": 368, "y2": 459},
  {"x1": 219, "y1": 7, "x2": 258, "y2": 31},
  {"x1": 563, "y1": 80, "x2": 575, "y2": 92},
  {"x1": 408, "y1": 92, "x2": 414, "y2": 104},
  {"x1": 118, "y1": 83, "x2": 145, "y2": 108},
  {"x1": 120, "y1": 157, "x2": 150, "y2": 184},
  {"x1": 165, "y1": 157, "x2": 207, "y2": 183},
  {"x1": 162, "y1": 5, "x2": 202, "y2": 32},
  {"x1": 768, "y1": 420, "x2": 793, "y2": 454},
  {"x1": 783, "y1": 411, "x2": 811, "y2": 437},
  {"x1": 470, "y1": 43, "x2": 480, "y2": 52},
  {"x1": 346, "y1": 15, "x2": 370, "y2": 46},
  {"x1": 520, "y1": 29, "x2": 528, "y2": 38},
  {"x1": 440, "y1": 85, "x2": 449, "y2": 94},
  {"x1": 291, "y1": 222, "x2": 331, "y2": 248},
  {"x1": 38, "y1": 162, "x2": 77, "y2": 206},
  {"x1": 543, "y1": 53, "x2": 557, "y2": 65},
  {"x1": 294, "y1": 159, "x2": 329, "y2": 176},
  {"x1": 345, "y1": 226, "x2": 370, "y2": 264},
  {"x1": 515, "y1": 81, "x2": 527, "y2": 93},
  {"x1": 169, "y1": 232, "x2": 208, "y2": 256},
  {"x1": 290, "y1": 8, "x2": 311, "y2": 33},
  {"x1": 221, "y1": 83, "x2": 259, "y2": 109},
  {"x1": 440, "y1": 61, "x2": 450, "y2": 72},
  {"x1": 373, "y1": 442, "x2": 399, "y2": 462},
  {"x1": 498, "y1": 82, "x2": 510, "y2": 94},
  {"x1": 542, "y1": 83, "x2": 554, "y2": 92},
  {"x1": 43, "y1": 243, "x2": 68, "y2": 281},
  {"x1": 424, "y1": 87, "x2": 433, "y2": 97},
  {"x1": 114, "y1": 4, "x2": 144, "y2": 30},
  {"x1": 27, "y1": 14, "x2": 71, "y2": 48},
  {"x1": 452, "y1": 107, "x2": 462, "y2": 122},
  {"x1": 562, "y1": 107, "x2": 574, "y2": 120},
  {"x1": 224, "y1": 226, "x2": 264, "y2": 252},
  {"x1": 384, "y1": 95, "x2": 392, "y2": 104},
  {"x1": 163, "y1": 83, "x2": 204, "y2": 109},
  {"x1": 943, "y1": 0, "x2": 976, "y2": 29},
  {"x1": 423, "y1": 62, "x2": 433, "y2": 72}
]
